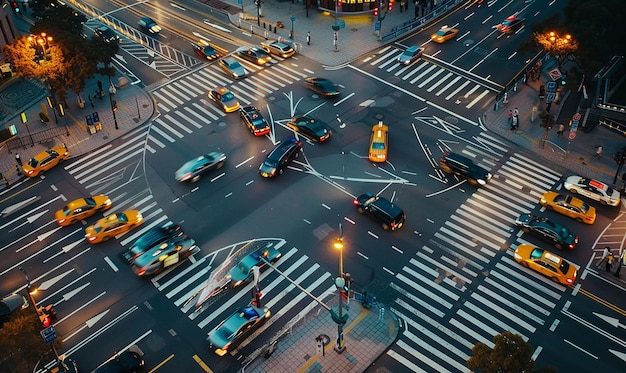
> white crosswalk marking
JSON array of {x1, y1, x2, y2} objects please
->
[{"x1": 385, "y1": 146, "x2": 571, "y2": 372}]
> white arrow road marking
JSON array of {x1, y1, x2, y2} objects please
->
[
  {"x1": 594, "y1": 312, "x2": 626, "y2": 329},
  {"x1": 62, "y1": 240, "x2": 83, "y2": 253},
  {"x1": 39, "y1": 268, "x2": 75, "y2": 291},
  {"x1": 38, "y1": 226, "x2": 62, "y2": 241},
  {"x1": 63, "y1": 282, "x2": 90, "y2": 302},
  {"x1": 610, "y1": 349, "x2": 626, "y2": 362}
]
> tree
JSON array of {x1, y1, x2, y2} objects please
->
[
  {"x1": 467, "y1": 331, "x2": 535, "y2": 373},
  {"x1": 0, "y1": 309, "x2": 60, "y2": 373},
  {"x1": 533, "y1": 31, "x2": 579, "y2": 71}
]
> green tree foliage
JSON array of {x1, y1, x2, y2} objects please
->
[
  {"x1": 467, "y1": 331, "x2": 535, "y2": 373},
  {"x1": 0, "y1": 309, "x2": 59, "y2": 373}
]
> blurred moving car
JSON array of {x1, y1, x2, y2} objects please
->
[
  {"x1": 93, "y1": 350, "x2": 144, "y2": 373},
  {"x1": 175, "y1": 152, "x2": 226, "y2": 182},
  {"x1": 22, "y1": 144, "x2": 70, "y2": 177},
  {"x1": 94, "y1": 25, "x2": 120, "y2": 43},
  {"x1": 494, "y1": 14, "x2": 525, "y2": 34},
  {"x1": 137, "y1": 16, "x2": 161, "y2": 34},
  {"x1": 0, "y1": 293, "x2": 28, "y2": 326},
  {"x1": 123, "y1": 222, "x2": 183, "y2": 264},
  {"x1": 397, "y1": 46, "x2": 423, "y2": 65},
  {"x1": 55, "y1": 195, "x2": 112, "y2": 226},
  {"x1": 514, "y1": 244, "x2": 577, "y2": 285},
  {"x1": 259, "y1": 137, "x2": 302, "y2": 178},
  {"x1": 132, "y1": 235, "x2": 199, "y2": 276},
  {"x1": 368, "y1": 121, "x2": 389, "y2": 162},
  {"x1": 514, "y1": 214, "x2": 578, "y2": 250},
  {"x1": 563, "y1": 175, "x2": 621, "y2": 206},
  {"x1": 237, "y1": 46, "x2": 272, "y2": 65},
  {"x1": 218, "y1": 57, "x2": 246, "y2": 79},
  {"x1": 353, "y1": 192, "x2": 406, "y2": 231},
  {"x1": 430, "y1": 25, "x2": 459, "y2": 43},
  {"x1": 84, "y1": 210, "x2": 143, "y2": 243},
  {"x1": 193, "y1": 40, "x2": 221, "y2": 61},
  {"x1": 260, "y1": 40, "x2": 295, "y2": 58},
  {"x1": 227, "y1": 246, "x2": 282, "y2": 286},
  {"x1": 539, "y1": 191, "x2": 596, "y2": 224},
  {"x1": 286, "y1": 116, "x2": 332, "y2": 142},
  {"x1": 240, "y1": 106, "x2": 270, "y2": 136},
  {"x1": 304, "y1": 77, "x2": 341, "y2": 97},
  {"x1": 208, "y1": 304, "x2": 271, "y2": 356},
  {"x1": 439, "y1": 151, "x2": 491, "y2": 186},
  {"x1": 208, "y1": 87, "x2": 240, "y2": 113}
]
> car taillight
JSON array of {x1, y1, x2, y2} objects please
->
[
  {"x1": 585, "y1": 216, "x2": 594, "y2": 221},
  {"x1": 88, "y1": 236, "x2": 96, "y2": 242},
  {"x1": 566, "y1": 277, "x2": 574, "y2": 284},
  {"x1": 568, "y1": 243, "x2": 575, "y2": 249},
  {"x1": 27, "y1": 170, "x2": 34, "y2": 175},
  {"x1": 58, "y1": 219, "x2": 66, "y2": 225},
  {"x1": 353, "y1": 199, "x2": 359, "y2": 205},
  {"x1": 138, "y1": 269, "x2": 146, "y2": 276}
]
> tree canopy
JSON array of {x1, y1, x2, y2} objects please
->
[{"x1": 467, "y1": 331, "x2": 535, "y2": 373}]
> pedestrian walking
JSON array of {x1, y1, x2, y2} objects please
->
[
  {"x1": 596, "y1": 247, "x2": 611, "y2": 268},
  {"x1": 15, "y1": 153, "x2": 22, "y2": 166},
  {"x1": 596, "y1": 145, "x2": 603, "y2": 159},
  {"x1": 307, "y1": 31, "x2": 310, "y2": 45},
  {"x1": 513, "y1": 107, "x2": 519, "y2": 117},
  {"x1": 614, "y1": 251, "x2": 626, "y2": 277},
  {"x1": 507, "y1": 110, "x2": 513, "y2": 125},
  {"x1": 557, "y1": 123, "x2": 565, "y2": 137},
  {"x1": 606, "y1": 251, "x2": 614, "y2": 272},
  {"x1": 510, "y1": 116, "x2": 519, "y2": 131},
  {"x1": 15, "y1": 164, "x2": 22, "y2": 177}
]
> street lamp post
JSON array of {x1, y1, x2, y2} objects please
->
[
  {"x1": 109, "y1": 86, "x2": 119, "y2": 130},
  {"x1": 333, "y1": 225, "x2": 346, "y2": 353}
]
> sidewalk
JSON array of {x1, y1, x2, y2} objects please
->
[{"x1": 242, "y1": 291, "x2": 399, "y2": 373}]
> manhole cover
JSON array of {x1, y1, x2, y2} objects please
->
[
  {"x1": 218, "y1": 121, "x2": 228, "y2": 127},
  {"x1": 463, "y1": 39, "x2": 474, "y2": 47},
  {"x1": 374, "y1": 113, "x2": 384, "y2": 120},
  {"x1": 444, "y1": 116, "x2": 459, "y2": 124}
]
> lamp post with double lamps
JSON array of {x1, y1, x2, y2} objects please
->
[{"x1": 333, "y1": 224, "x2": 347, "y2": 353}]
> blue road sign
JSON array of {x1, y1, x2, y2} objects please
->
[
  {"x1": 546, "y1": 93, "x2": 555, "y2": 104},
  {"x1": 338, "y1": 19, "x2": 346, "y2": 29},
  {"x1": 290, "y1": 16, "x2": 296, "y2": 21},
  {"x1": 40, "y1": 326, "x2": 57, "y2": 344}
]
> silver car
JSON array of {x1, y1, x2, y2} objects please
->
[
  {"x1": 260, "y1": 40, "x2": 295, "y2": 58},
  {"x1": 397, "y1": 46, "x2": 424, "y2": 65},
  {"x1": 218, "y1": 57, "x2": 246, "y2": 79},
  {"x1": 563, "y1": 175, "x2": 621, "y2": 206}
]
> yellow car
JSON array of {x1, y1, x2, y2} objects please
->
[
  {"x1": 208, "y1": 87, "x2": 240, "y2": 113},
  {"x1": 55, "y1": 195, "x2": 112, "y2": 226},
  {"x1": 514, "y1": 244, "x2": 577, "y2": 285},
  {"x1": 85, "y1": 210, "x2": 143, "y2": 244},
  {"x1": 539, "y1": 191, "x2": 596, "y2": 224},
  {"x1": 22, "y1": 144, "x2": 70, "y2": 177},
  {"x1": 368, "y1": 121, "x2": 388, "y2": 163},
  {"x1": 431, "y1": 25, "x2": 459, "y2": 43}
]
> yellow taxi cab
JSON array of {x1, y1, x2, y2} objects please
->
[
  {"x1": 430, "y1": 25, "x2": 459, "y2": 43},
  {"x1": 84, "y1": 210, "x2": 143, "y2": 244},
  {"x1": 539, "y1": 191, "x2": 596, "y2": 224},
  {"x1": 55, "y1": 195, "x2": 112, "y2": 226},
  {"x1": 22, "y1": 144, "x2": 70, "y2": 177},
  {"x1": 208, "y1": 87, "x2": 240, "y2": 113},
  {"x1": 368, "y1": 121, "x2": 389, "y2": 163},
  {"x1": 514, "y1": 244, "x2": 577, "y2": 285}
]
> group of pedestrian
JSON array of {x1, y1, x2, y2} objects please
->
[
  {"x1": 507, "y1": 107, "x2": 519, "y2": 130},
  {"x1": 596, "y1": 246, "x2": 626, "y2": 277}
]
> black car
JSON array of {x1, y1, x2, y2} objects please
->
[
  {"x1": 286, "y1": 116, "x2": 332, "y2": 143},
  {"x1": 259, "y1": 137, "x2": 302, "y2": 178},
  {"x1": 237, "y1": 46, "x2": 272, "y2": 65},
  {"x1": 240, "y1": 106, "x2": 270, "y2": 136},
  {"x1": 439, "y1": 151, "x2": 492, "y2": 186},
  {"x1": 93, "y1": 351, "x2": 144, "y2": 373},
  {"x1": 132, "y1": 235, "x2": 199, "y2": 276},
  {"x1": 353, "y1": 193, "x2": 406, "y2": 231},
  {"x1": 305, "y1": 77, "x2": 341, "y2": 97},
  {"x1": 514, "y1": 214, "x2": 578, "y2": 250},
  {"x1": 175, "y1": 152, "x2": 226, "y2": 182},
  {"x1": 193, "y1": 41, "x2": 220, "y2": 61},
  {"x1": 0, "y1": 293, "x2": 28, "y2": 326},
  {"x1": 94, "y1": 26, "x2": 120, "y2": 43},
  {"x1": 123, "y1": 222, "x2": 183, "y2": 264}
]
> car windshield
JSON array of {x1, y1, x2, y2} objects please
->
[
  {"x1": 436, "y1": 29, "x2": 449, "y2": 36},
  {"x1": 558, "y1": 228, "x2": 570, "y2": 239},
  {"x1": 529, "y1": 248, "x2": 544, "y2": 259},
  {"x1": 27, "y1": 158, "x2": 39, "y2": 168},
  {"x1": 579, "y1": 203, "x2": 590, "y2": 213},
  {"x1": 559, "y1": 260, "x2": 570, "y2": 274},
  {"x1": 372, "y1": 142, "x2": 386, "y2": 150},
  {"x1": 221, "y1": 92, "x2": 235, "y2": 101},
  {"x1": 116, "y1": 213, "x2": 129, "y2": 222},
  {"x1": 93, "y1": 224, "x2": 104, "y2": 233}
]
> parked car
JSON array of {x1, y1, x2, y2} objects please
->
[
  {"x1": 93, "y1": 350, "x2": 144, "y2": 373},
  {"x1": 514, "y1": 214, "x2": 578, "y2": 250},
  {"x1": 514, "y1": 244, "x2": 577, "y2": 285},
  {"x1": 218, "y1": 57, "x2": 246, "y2": 79},
  {"x1": 123, "y1": 222, "x2": 183, "y2": 264},
  {"x1": 286, "y1": 116, "x2": 332, "y2": 142},
  {"x1": 175, "y1": 152, "x2": 226, "y2": 182},
  {"x1": 397, "y1": 46, "x2": 423, "y2": 65},
  {"x1": 132, "y1": 235, "x2": 199, "y2": 276},
  {"x1": 353, "y1": 192, "x2": 406, "y2": 231},
  {"x1": 55, "y1": 195, "x2": 112, "y2": 226},
  {"x1": 439, "y1": 151, "x2": 491, "y2": 186},
  {"x1": 240, "y1": 106, "x2": 270, "y2": 136},
  {"x1": 563, "y1": 175, "x2": 621, "y2": 206},
  {"x1": 258, "y1": 137, "x2": 302, "y2": 178},
  {"x1": 22, "y1": 144, "x2": 70, "y2": 177},
  {"x1": 539, "y1": 191, "x2": 596, "y2": 224},
  {"x1": 227, "y1": 246, "x2": 282, "y2": 286},
  {"x1": 137, "y1": 16, "x2": 161, "y2": 34},
  {"x1": 208, "y1": 304, "x2": 271, "y2": 356}
]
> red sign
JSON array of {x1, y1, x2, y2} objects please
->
[{"x1": 568, "y1": 131, "x2": 577, "y2": 140}]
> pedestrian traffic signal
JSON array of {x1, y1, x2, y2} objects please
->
[
  {"x1": 338, "y1": 0, "x2": 342, "y2": 7},
  {"x1": 11, "y1": 1, "x2": 20, "y2": 14},
  {"x1": 560, "y1": 72, "x2": 567, "y2": 86},
  {"x1": 388, "y1": 0, "x2": 393, "y2": 11},
  {"x1": 374, "y1": 6, "x2": 378, "y2": 16}
]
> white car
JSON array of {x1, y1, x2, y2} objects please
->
[{"x1": 563, "y1": 175, "x2": 621, "y2": 206}]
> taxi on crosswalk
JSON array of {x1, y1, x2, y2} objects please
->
[
  {"x1": 514, "y1": 244, "x2": 577, "y2": 285},
  {"x1": 84, "y1": 210, "x2": 143, "y2": 244},
  {"x1": 55, "y1": 195, "x2": 112, "y2": 226}
]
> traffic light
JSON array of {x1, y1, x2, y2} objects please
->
[
  {"x1": 338, "y1": 0, "x2": 342, "y2": 7},
  {"x1": 614, "y1": 152, "x2": 625, "y2": 165},
  {"x1": 388, "y1": 0, "x2": 393, "y2": 11},
  {"x1": 11, "y1": 1, "x2": 20, "y2": 14},
  {"x1": 374, "y1": 5, "x2": 378, "y2": 17}
]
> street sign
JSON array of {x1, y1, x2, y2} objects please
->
[
  {"x1": 573, "y1": 113, "x2": 581, "y2": 121},
  {"x1": 546, "y1": 81, "x2": 557, "y2": 93},
  {"x1": 40, "y1": 326, "x2": 57, "y2": 344},
  {"x1": 568, "y1": 131, "x2": 577, "y2": 140},
  {"x1": 92, "y1": 112, "x2": 100, "y2": 122},
  {"x1": 548, "y1": 68, "x2": 562, "y2": 81},
  {"x1": 85, "y1": 115, "x2": 94, "y2": 126},
  {"x1": 290, "y1": 16, "x2": 296, "y2": 22},
  {"x1": 338, "y1": 19, "x2": 346, "y2": 29},
  {"x1": 546, "y1": 93, "x2": 555, "y2": 104},
  {"x1": 570, "y1": 112, "x2": 581, "y2": 132}
]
